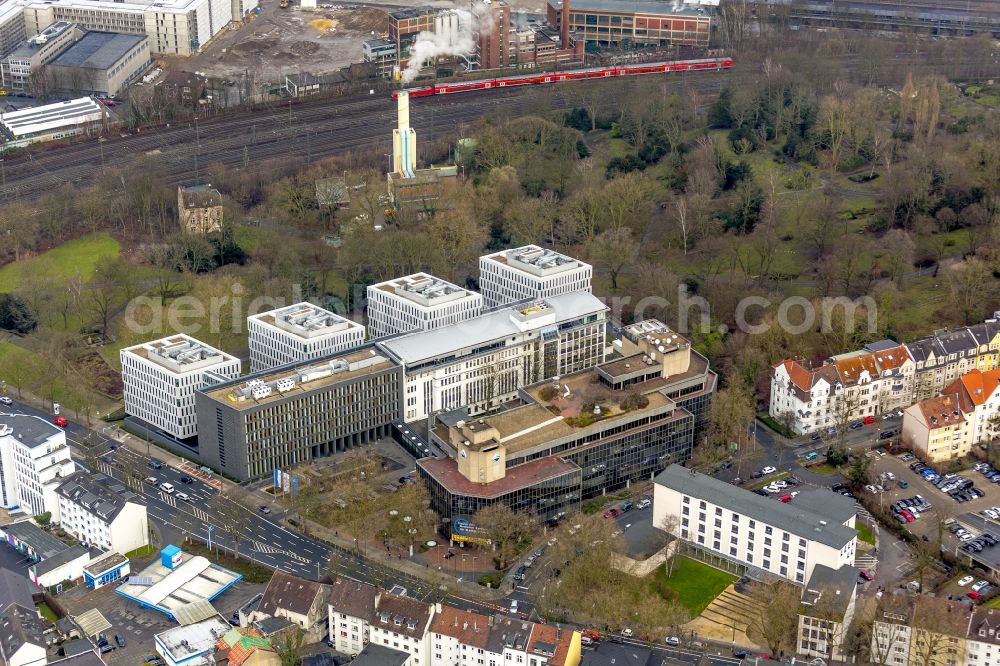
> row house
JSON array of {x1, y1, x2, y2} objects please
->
[
  {"x1": 770, "y1": 340, "x2": 915, "y2": 435},
  {"x1": 907, "y1": 318, "x2": 1000, "y2": 402},
  {"x1": 870, "y1": 594, "x2": 1000, "y2": 666},
  {"x1": 901, "y1": 369, "x2": 1000, "y2": 463},
  {"x1": 327, "y1": 579, "x2": 581, "y2": 666}
]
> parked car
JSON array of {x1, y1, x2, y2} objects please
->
[
  {"x1": 665, "y1": 637, "x2": 680, "y2": 646},
  {"x1": 863, "y1": 415, "x2": 876, "y2": 425},
  {"x1": 115, "y1": 634, "x2": 125, "y2": 648},
  {"x1": 603, "y1": 508, "x2": 620, "y2": 519},
  {"x1": 959, "y1": 576, "x2": 975, "y2": 586},
  {"x1": 779, "y1": 494, "x2": 792, "y2": 503},
  {"x1": 620, "y1": 501, "x2": 633, "y2": 512},
  {"x1": 850, "y1": 421, "x2": 864, "y2": 430},
  {"x1": 637, "y1": 498, "x2": 651, "y2": 509},
  {"x1": 0, "y1": 396, "x2": 12, "y2": 406},
  {"x1": 734, "y1": 651, "x2": 751, "y2": 659},
  {"x1": 258, "y1": 505, "x2": 271, "y2": 514},
  {"x1": 53, "y1": 416, "x2": 68, "y2": 427},
  {"x1": 898, "y1": 479, "x2": 909, "y2": 489},
  {"x1": 761, "y1": 466, "x2": 776, "y2": 475},
  {"x1": 859, "y1": 569, "x2": 874, "y2": 581},
  {"x1": 973, "y1": 580, "x2": 990, "y2": 593}
]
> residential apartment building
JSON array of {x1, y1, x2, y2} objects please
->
[
  {"x1": 247, "y1": 302, "x2": 366, "y2": 373},
  {"x1": 545, "y1": 0, "x2": 711, "y2": 48},
  {"x1": 871, "y1": 595, "x2": 972, "y2": 666},
  {"x1": 907, "y1": 318, "x2": 1000, "y2": 402},
  {"x1": 653, "y1": 465, "x2": 858, "y2": 584},
  {"x1": 55, "y1": 471, "x2": 148, "y2": 555},
  {"x1": 367, "y1": 273, "x2": 483, "y2": 339},
  {"x1": 327, "y1": 577, "x2": 378, "y2": 656},
  {"x1": 177, "y1": 185, "x2": 224, "y2": 234},
  {"x1": 195, "y1": 346, "x2": 402, "y2": 480},
  {"x1": 770, "y1": 340, "x2": 915, "y2": 435},
  {"x1": 326, "y1": 580, "x2": 582, "y2": 666},
  {"x1": 252, "y1": 571, "x2": 330, "y2": 642},
  {"x1": 379, "y1": 291, "x2": 607, "y2": 423},
  {"x1": 0, "y1": 603, "x2": 48, "y2": 666},
  {"x1": 0, "y1": 415, "x2": 75, "y2": 519},
  {"x1": 966, "y1": 608, "x2": 1000, "y2": 666},
  {"x1": 0, "y1": 22, "x2": 81, "y2": 94},
  {"x1": 479, "y1": 246, "x2": 592, "y2": 308},
  {"x1": 901, "y1": 369, "x2": 1000, "y2": 463},
  {"x1": 121, "y1": 334, "x2": 241, "y2": 440},
  {"x1": 797, "y1": 564, "x2": 859, "y2": 662}
]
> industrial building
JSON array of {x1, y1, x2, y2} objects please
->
[
  {"x1": 16, "y1": 0, "x2": 259, "y2": 57},
  {"x1": 0, "y1": 97, "x2": 106, "y2": 149},
  {"x1": 120, "y1": 334, "x2": 241, "y2": 441},
  {"x1": 362, "y1": 37, "x2": 397, "y2": 78},
  {"x1": 546, "y1": 0, "x2": 712, "y2": 47},
  {"x1": 418, "y1": 320, "x2": 714, "y2": 532},
  {"x1": 248, "y1": 302, "x2": 366, "y2": 373},
  {"x1": 0, "y1": 21, "x2": 81, "y2": 94},
  {"x1": 0, "y1": 414, "x2": 75, "y2": 520},
  {"x1": 366, "y1": 272, "x2": 483, "y2": 339},
  {"x1": 47, "y1": 31, "x2": 149, "y2": 97},
  {"x1": 479, "y1": 245, "x2": 592, "y2": 308},
  {"x1": 195, "y1": 346, "x2": 402, "y2": 480},
  {"x1": 379, "y1": 291, "x2": 608, "y2": 423},
  {"x1": 653, "y1": 465, "x2": 858, "y2": 584}
]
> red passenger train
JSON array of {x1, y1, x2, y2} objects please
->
[{"x1": 392, "y1": 57, "x2": 735, "y2": 99}]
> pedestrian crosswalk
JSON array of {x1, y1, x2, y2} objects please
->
[{"x1": 855, "y1": 554, "x2": 877, "y2": 569}]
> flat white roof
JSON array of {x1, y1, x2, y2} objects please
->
[
  {"x1": 0, "y1": 98, "x2": 103, "y2": 137},
  {"x1": 23, "y1": 0, "x2": 211, "y2": 16},
  {"x1": 377, "y1": 291, "x2": 606, "y2": 365},
  {"x1": 482, "y1": 245, "x2": 589, "y2": 277},
  {"x1": 155, "y1": 616, "x2": 230, "y2": 659},
  {"x1": 122, "y1": 334, "x2": 238, "y2": 374},
  {"x1": 116, "y1": 553, "x2": 240, "y2": 613},
  {"x1": 250, "y1": 302, "x2": 364, "y2": 340},
  {"x1": 370, "y1": 272, "x2": 480, "y2": 309}
]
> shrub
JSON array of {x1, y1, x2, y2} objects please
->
[
  {"x1": 539, "y1": 385, "x2": 559, "y2": 401},
  {"x1": 478, "y1": 573, "x2": 503, "y2": 588}
]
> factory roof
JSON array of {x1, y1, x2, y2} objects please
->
[
  {"x1": 654, "y1": 465, "x2": 857, "y2": 549},
  {"x1": 49, "y1": 31, "x2": 146, "y2": 70},
  {"x1": 0, "y1": 98, "x2": 104, "y2": 138},
  {"x1": 378, "y1": 291, "x2": 606, "y2": 365},
  {"x1": 547, "y1": 0, "x2": 709, "y2": 15},
  {"x1": 0, "y1": 520, "x2": 71, "y2": 560}
]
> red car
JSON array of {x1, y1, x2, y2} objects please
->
[
  {"x1": 53, "y1": 416, "x2": 68, "y2": 427},
  {"x1": 968, "y1": 590, "x2": 981, "y2": 600},
  {"x1": 779, "y1": 494, "x2": 792, "y2": 503},
  {"x1": 859, "y1": 569, "x2": 874, "y2": 581},
  {"x1": 901, "y1": 510, "x2": 915, "y2": 522},
  {"x1": 863, "y1": 415, "x2": 876, "y2": 425},
  {"x1": 603, "y1": 508, "x2": 620, "y2": 519}
]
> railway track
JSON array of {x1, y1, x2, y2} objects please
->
[{"x1": 0, "y1": 53, "x2": 972, "y2": 201}]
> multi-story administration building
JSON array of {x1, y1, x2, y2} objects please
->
[
  {"x1": 195, "y1": 346, "x2": 401, "y2": 480},
  {"x1": 247, "y1": 302, "x2": 366, "y2": 373},
  {"x1": 366, "y1": 273, "x2": 483, "y2": 339},
  {"x1": 121, "y1": 334, "x2": 241, "y2": 440},
  {"x1": 478, "y1": 246, "x2": 592, "y2": 308}
]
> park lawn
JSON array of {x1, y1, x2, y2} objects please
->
[
  {"x1": 652, "y1": 557, "x2": 737, "y2": 616},
  {"x1": 856, "y1": 522, "x2": 876, "y2": 545},
  {"x1": 0, "y1": 232, "x2": 120, "y2": 292}
]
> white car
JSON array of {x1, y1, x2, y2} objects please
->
[
  {"x1": 992, "y1": 506, "x2": 1000, "y2": 514},
  {"x1": 973, "y1": 580, "x2": 990, "y2": 592},
  {"x1": 0, "y1": 396, "x2": 11, "y2": 406},
  {"x1": 159, "y1": 482, "x2": 174, "y2": 494},
  {"x1": 959, "y1": 576, "x2": 974, "y2": 586},
  {"x1": 637, "y1": 498, "x2": 651, "y2": 509},
  {"x1": 985, "y1": 510, "x2": 999, "y2": 520},
  {"x1": 961, "y1": 534, "x2": 975, "y2": 542},
  {"x1": 175, "y1": 492, "x2": 190, "y2": 501},
  {"x1": 761, "y1": 466, "x2": 777, "y2": 475}
]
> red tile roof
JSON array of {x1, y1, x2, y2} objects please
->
[
  {"x1": 952, "y1": 369, "x2": 1000, "y2": 407},
  {"x1": 776, "y1": 359, "x2": 812, "y2": 391},
  {"x1": 429, "y1": 606, "x2": 492, "y2": 649},
  {"x1": 915, "y1": 394, "x2": 967, "y2": 429},
  {"x1": 872, "y1": 345, "x2": 912, "y2": 371},
  {"x1": 832, "y1": 353, "x2": 879, "y2": 387}
]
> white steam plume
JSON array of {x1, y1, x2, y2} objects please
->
[{"x1": 401, "y1": 5, "x2": 495, "y2": 84}]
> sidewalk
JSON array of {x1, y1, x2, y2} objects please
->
[{"x1": 294, "y1": 514, "x2": 506, "y2": 603}]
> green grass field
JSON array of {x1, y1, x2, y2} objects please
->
[
  {"x1": 0, "y1": 233, "x2": 119, "y2": 292},
  {"x1": 856, "y1": 522, "x2": 876, "y2": 545},
  {"x1": 652, "y1": 556, "x2": 737, "y2": 615},
  {"x1": 36, "y1": 603, "x2": 57, "y2": 623}
]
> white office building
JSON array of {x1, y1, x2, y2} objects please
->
[
  {"x1": 56, "y1": 471, "x2": 148, "y2": 555},
  {"x1": 479, "y1": 245, "x2": 592, "y2": 308},
  {"x1": 10, "y1": 0, "x2": 259, "y2": 58},
  {"x1": 247, "y1": 302, "x2": 366, "y2": 373},
  {"x1": 121, "y1": 334, "x2": 241, "y2": 439},
  {"x1": 0, "y1": 415, "x2": 75, "y2": 520},
  {"x1": 377, "y1": 291, "x2": 607, "y2": 422},
  {"x1": 653, "y1": 465, "x2": 858, "y2": 585},
  {"x1": 366, "y1": 273, "x2": 483, "y2": 339}
]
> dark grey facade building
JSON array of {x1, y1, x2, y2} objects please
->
[{"x1": 195, "y1": 346, "x2": 402, "y2": 480}]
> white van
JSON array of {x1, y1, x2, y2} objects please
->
[{"x1": 159, "y1": 482, "x2": 175, "y2": 494}]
